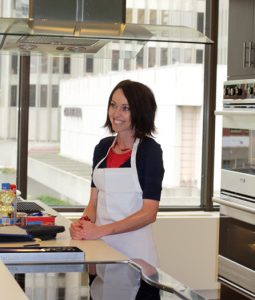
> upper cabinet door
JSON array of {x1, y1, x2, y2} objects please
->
[{"x1": 227, "y1": 0, "x2": 255, "y2": 79}]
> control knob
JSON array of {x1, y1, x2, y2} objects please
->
[
  {"x1": 230, "y1": 87, "x2": 235, "y2": 96},
  {"x1": 235, "y1": 87, "x2": 242, "y2": 96},
  {"x1": 247, "y1": 86, "x2": 254, "y2": 95}
]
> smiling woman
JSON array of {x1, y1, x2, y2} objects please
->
[
  {"x1": 69, "y1": 79, "x2": 164, "y2": 299},
  {"x1": 70, "y1": 80, "x2": 164, "y2": 267}
]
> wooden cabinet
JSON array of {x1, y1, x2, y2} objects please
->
[{"x1": 228, "y1": 0, "x2": 255, "y2": 79}]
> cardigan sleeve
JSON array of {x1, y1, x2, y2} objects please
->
[{"x1": 136, "y1": 138, "x2": 164, "y2": 201}]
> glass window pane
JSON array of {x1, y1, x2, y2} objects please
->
[
  {"x1": 40, "y1": 85, "x2": 47, "y2": 107},
  {"x1": 136, "y1": 49, "x2": 144, "y2": 69},
  {"x1": 184, "y1": 48, "x2": 192, "y2": 63},
  {"x1": 112, "y1": 50, "x2": 120, "y2": 71},
  {"x1": 138, "y1": 9, "x2": 145, "y2": 23},
  {"x1": 0, "y1": 0, "x2": 222, "y2": 210},
  {"x1": 51, "y1": 85, "x2": 59, "y2": 108},
  {"x1": 85, "y1": 56, "x2": 94, "y2": 73},
  {"x1": 10, "y1": 85, "x2": 17, "y2": 107},
  {"x1": 197, "y1": 12, "x2": 204, "y2": 33},
  {"x1": 11, "y1": 55, "x2": 18, "y2": 74},
  {"x1": 41, "y1": 55, "x2": 48, "y2": 73},
  {"x1": 160, "y1": 48, "x2": 168, "y2": 66},
  {"x1": 161, "y1": 10, "x2": 169, "y2": 25},
  {"x1": 196, "y1": 49, "x2": 203, "y2": 64},
  {"x1": 150, "y1": 9, "x2": 157, "y2": 24},
  {"x1": 148, "y1": 47, "x2": 156, "y2": 68},
  {"x1": 30, "y1": 56, "x2": 37, "y2": 73},
  {"x1": 63, "y1": 57, "x2": 71, "y2": 74},
  {"x1": 52, "y1": 57, "x2": 60, "y2": 73},
  {"x1": 172, "y1": 48, "x2": 180, "y2": 64},
  {"x1": 29, "y1": 85, "x2": 36, "y2": 107},
  {"x1": 126, "y1": 8, "x2": 132, "y2": 22}
]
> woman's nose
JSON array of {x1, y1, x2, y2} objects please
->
[{"x1": 113, "y1": 106, "x2": 122, "y2": 115}]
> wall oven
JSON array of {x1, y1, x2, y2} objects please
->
[
  {"x1": 215, "y1": 202, "x2": 255, "y2": 299},
  {"x1": 214, "y1": 79, "x2": 255, "y2": 299},
  {"x1": 215, "y1": 79, "x2": 255, "y2": 208}
]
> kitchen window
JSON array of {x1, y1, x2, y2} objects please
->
[{"x1": 0, "y1": 0, "x2": 225, "y2": 211}]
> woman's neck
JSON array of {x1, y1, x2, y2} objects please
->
[{"x1": 114, "y1": 134, "x2": 135, "y2": 153}]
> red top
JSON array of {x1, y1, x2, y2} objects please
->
[{"x1": 106, "y1": 148, "x2": 132, "y2": 168}]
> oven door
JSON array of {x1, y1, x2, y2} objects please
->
[
  {"x1": 217, "y1": 202, "x2": 255, "y2": 298},
  {"x1": 215, "y1": 110, "x2": 255, "y2": 203}
]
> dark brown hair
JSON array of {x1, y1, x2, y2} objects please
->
[{"x1": 104, "y1": 80, "x2": 157, "y2": 139}]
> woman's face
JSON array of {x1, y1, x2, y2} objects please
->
[{"x1": 108, "y1": 88, "x2": 132, "y2": 135}]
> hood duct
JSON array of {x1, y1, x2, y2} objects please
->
[{"x1": 0, "y1": 0, "x2": 213, "y2": 56}]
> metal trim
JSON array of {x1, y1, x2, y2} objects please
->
[{"x1": 218, "y1": 255, "x2": 255, "y2": 297}]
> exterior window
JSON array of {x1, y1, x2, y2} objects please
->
[
  {"x1": 111, "y1": 50, "x2": 120, "y2": 71},
  {"x1": 0, "y1": 0, "x2": 226, "y2": 210},
  {"x1": 184, "y1": 48, "x2": 192, "y2": 63},
  {"x1": 41, "y1": 55, "x2": 48, "y2": 73},
  {"x1": 40, "y1": 85, "x2": 47, "y2": 107},
  {"x1": 161, "y1": 10, "x2": 169, "y2": 25},
  {"x1": 52, "y1": 57, "x2": 60, "y2": 73},
  {"x1": 126, "y1": 8, "x2": 132, "y2": 23},
  {"x1": 29, "y1": 85, "x2": 36, "y2": 107},
  {"x1": 63, "y1": 57, "x2": 71, "y2": 74},
  {"x1": 138, "y1": 9, "x2": 145, "y2": 23},
  {"x1": 85, "y1": 56, "x2": 94, "y2": 73},
  {"x1": 51, "y1": 85, "x2": 59, "y2": 108},
  {"x1": 136, "y1": 49, "x2": 144, "y2": 69},
  {"x1": 124, "y1": 58, "x2": 131, "y2": 71},
  {"x1": 10, "y1": 85, "x2": 17, "y2": 107},
  {"x1": 172, "y1": 48, "x2": 180, "y2": 64},
  {"x1": 196, "y1": 49, "x2": 203, "y2": 63},
  {"x1": 160, "y1": 48, "x2": 168, "y2": 66},
  {"x1": 150, "y1": 9, "x2": 157, "y2": 24},
  {"x1": 148, "y1": 47, "x2": 156, "y2": 68},
  {"x1": 11, "y1": 55, "x2": 18, "y2": 74},
  {"x1": 30, "y1": 56, "x2": 37, "y2": 73},
  {"x1": 197, "y1": 12, "x2": 204, "y2": 33}
]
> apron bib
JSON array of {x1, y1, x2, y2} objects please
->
[{"x1": 93, "y1": 138, "x2": 158, "y2": 266}]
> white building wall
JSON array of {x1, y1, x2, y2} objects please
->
[{"x1": 59, "y1": 64, "x2": 204, "y2": 188}]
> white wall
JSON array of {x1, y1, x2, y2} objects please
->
[
  {"x1": 152, "y1": 212, "x2": 219, "y2": 291},
  {"x1": 59, "y1": 65, "x2": 205, "y2": 189}
]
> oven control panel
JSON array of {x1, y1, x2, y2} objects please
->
[{"x1": 223, "y1": 79, "x2": 255, "y2": 108}]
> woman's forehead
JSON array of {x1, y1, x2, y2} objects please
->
[{"x1": 112, "y1": 88, "x2": 128, "y2": 104}]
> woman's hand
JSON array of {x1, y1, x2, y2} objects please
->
[
  {"x1": 69, "y1": 220, "x2": 103, "y2": 240},
  {"x1": 80, "y1": 221, "x2": 103, "y2": 240},
  {"x1": 69, "y1": 220, "x2": 85, "y2": 240}
]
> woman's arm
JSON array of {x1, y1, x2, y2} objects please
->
[
  {"x1": 69, "y1": 187, "x2": 98, "y2": 239},
  {"x1": 81, "y1": 187, "x2": 98, "y2": 223},
  {"x1": 78, "y1": 199, "x2": 159, "y2": 240}
]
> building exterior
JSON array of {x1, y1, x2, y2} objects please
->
[{"x1": 0, "y1": 0, "x2": 228, "y2": 205}]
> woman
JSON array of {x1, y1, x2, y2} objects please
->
[
  {"x1": 70, "y1": 80, "x2": 164, "y2": 299},
  {"x1": 70, "y1": 79, "x2": 164, "y2": 266}
]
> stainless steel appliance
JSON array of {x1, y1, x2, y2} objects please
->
[
  {"x1": 215, "y1": 79, "x2": 255, "y2": 208},
  {"x1": 213, "y1": 201, "x2": 255, "y2": 299},
  {"x1": 214, "y1": 78, "x2": 255, "y2": 300}
]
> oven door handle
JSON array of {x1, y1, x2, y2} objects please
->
[
  {"x1": 213, "y1": 197, "x2": 255, "y2": 214},
  {"x1": 215, "y1": 110, "x2": 255, "y2": 116}
]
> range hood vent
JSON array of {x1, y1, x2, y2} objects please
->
[{"x1": 0, "y1": 0, "x2": 213, "y2": 56}]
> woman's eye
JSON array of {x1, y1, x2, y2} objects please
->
[
  {"x1": 122, "y1": 106, "x2": 130, "y2": 111},
  {"x1": 110, "y1": 102, "x2": 116, "y2": 108}
]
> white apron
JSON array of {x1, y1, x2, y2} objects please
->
[
  {"x1": 90, "y1": 138, "x2": 158, "y2": 300},
  {"x1": 92, "y1": 138, "x2": 158, "y2": 266}
]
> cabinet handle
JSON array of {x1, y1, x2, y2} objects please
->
[
  {"x1": 248, "y1": 41, "x2": 252, "y2": 67},
  {"x1": 243, "y1": 42, "x2": 255, "y2": 68},
  {"x1": 243, "y1": 42, "x2": 249, "y2": 68}
]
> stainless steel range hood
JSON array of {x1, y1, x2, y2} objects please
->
[{"x1": 0, "y1": 0, "x2": 213, "y2": 56}]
